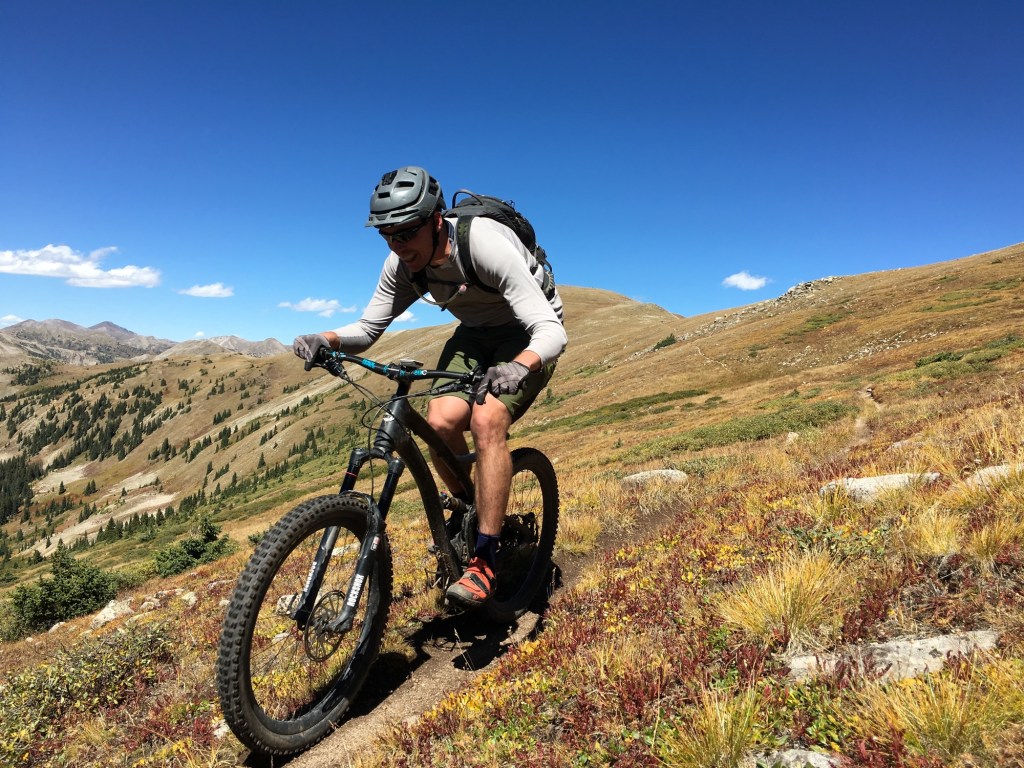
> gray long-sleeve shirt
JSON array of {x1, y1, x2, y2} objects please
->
[{"x1": 331, "y1": 217, "x2": 567, "y2": 365}]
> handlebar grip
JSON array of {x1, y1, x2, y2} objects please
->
[{"x1": 305, "y1": 344, "x2": 331, "y2": 372}]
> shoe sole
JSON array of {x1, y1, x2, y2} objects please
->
[{"x1": 445, "y1": 585, "x2": 491, "y2": 610}]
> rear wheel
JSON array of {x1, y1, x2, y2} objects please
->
[
  {"x1": 485, "y1": 447, "x2": 559, "y2": 622},
  {"x1": 216, "y1": 494, "x2": 392, "y2": 755}
]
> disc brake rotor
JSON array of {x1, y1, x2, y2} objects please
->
[{"x1": 304, "y1": 590, "x2": 346, "y2": 661}]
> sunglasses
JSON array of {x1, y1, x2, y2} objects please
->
[{"x1": 379, "y1": 217, "x2": 432, "y2": 244}]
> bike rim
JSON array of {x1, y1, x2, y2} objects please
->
[
  {"x1": 492, "y1": 458, "x2": 552, "y2": 606},
  {"x1": 244, "y1": 525, "x2": 370, "y2": 726}
]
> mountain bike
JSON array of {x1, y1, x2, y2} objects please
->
[{"x1": 216, "y1": 349, "x2": 559, "y2": 756}]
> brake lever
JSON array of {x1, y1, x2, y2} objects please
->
[
  {"x1": 469, "y1": 367, "x2": 485, "y2": 392},
  {"x1": 305, "y1": 347, "x2": 344, "y2": 377},
  {"x1": 322, "y1": 354, "x2": 345, "y2": 377}
]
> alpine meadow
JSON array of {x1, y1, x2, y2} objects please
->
[{"x1": 2, "y1": 242, "x2": 1024, "y2": 767}]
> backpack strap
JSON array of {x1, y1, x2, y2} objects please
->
[
  {"x1": 407, "y1": 265, "x2": 431, "y2": 296},
  {"x1": 455, "y1": 217, "x2": 500, "y2": 294},
  {"x1": 455, "y1": 216, "x2": 557, "y2": 300}
]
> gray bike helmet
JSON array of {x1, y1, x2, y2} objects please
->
[{"x1": 365, "y1": 166, "x2": 445, "y2": 228}]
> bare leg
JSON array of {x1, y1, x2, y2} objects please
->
[
  {"x1": 468, "y1": 394, "x2": 513, "y2": 536},
  {"x1": 427, "y1": 393, "x2": 513, "y2": 535},
  {"x1": 442, "y1": 393, "x2": 515, "y2": 607},
  {"x1": 426, "y1": 396, "x2": 472, "y2": 496}
]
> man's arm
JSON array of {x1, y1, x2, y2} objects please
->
[
  {"x1": 511, "y1": 350, "x2": 542, "y2": 373},
  {"x1": 468, "y1": 219, "x2": 567, "y2": 365},
  {"x1": 326, "y1": 253, "x2": 419, "y2": 353}
]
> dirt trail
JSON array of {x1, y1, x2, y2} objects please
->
[
  {"x1": 244, "y1": 557, "x2": 585, "y2": 768},
  {"x1": 852, "y1": 386, "x2": 884, "y2": 446}
]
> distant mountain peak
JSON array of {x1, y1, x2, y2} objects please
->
[
  {"x1": 159, "y1": 336, "x2": 288, "y2": 359},
  {"x1": 0, "y1": 318, "x2": 176, "y2": 366},
  {"x1": 89, "y1": 321, "x2": 135, "y2": 339},
  {"x1": 0, "y1": 319, "x2": 290, "y2": 365}
]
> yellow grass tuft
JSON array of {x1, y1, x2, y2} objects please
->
[
  {"x1": 585, "y1": 630, "x2": 673, "y2": 690},
  {"x1": 805, "y1": 483, "x2": 857, "y2": 527},
  {"x1": 848, "y1": 658, "x2": 1024, "y2": 763},
  {"x1": 557, "y1": 510, "x2": 603, "y2": 554},
  {"x1": 717, "y1": 550, "x2": 852, "y2": 652},
  {"x1": 899, "y1": 505, "x2": 964, "y2": 559},
  {"x1": 920, "y1": 398, "x2": 1024, "y2": 483},
  {"x1": 965, "y1": 516, "x2": 1024, "y2": 574},
  {"x1": 657, "y1": 686, "x2": 764, "y2": 768}
]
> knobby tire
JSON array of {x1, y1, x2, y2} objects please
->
[
  {"x1": 485, "y1": 447, "x2": 559, "y2": 622},
  {"x1": 216, "y1": 494, "x2": 392, "y2": 756}
]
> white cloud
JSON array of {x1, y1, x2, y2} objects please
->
[
  {"x1": 278, "y1": 298, "x2": 356, "y2": 318},
  {"x1": 180, "y1": 282, "x2": 234, "y2": 298},
  {"x1": 194, "y1": 331, "x2": 206, "y2": 338},
  {"x1": 0, "y1": 244, "x2": 160, "y2": 288},
  {"x1": 395, "y1": 310, "x2": 415, "y2": 323},
  {"x1": 1, "y1": 314, "x2": 25, "y2": 327},
  {"x1": 722, "y1": 271, "x2": 769, "y2": 291}
]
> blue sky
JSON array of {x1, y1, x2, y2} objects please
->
[{"x1": 2, "y1": 1, "x2": 1022, "y2": 344}]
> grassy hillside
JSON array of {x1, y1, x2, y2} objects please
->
[{"x1": 1, "y1": 242, "x2": 1024, "y2": 766}]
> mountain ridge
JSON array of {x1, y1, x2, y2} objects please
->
[{"x1": 0, "y1": 319, "x2": 287, "y2": 364}]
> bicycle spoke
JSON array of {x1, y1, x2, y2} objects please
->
[
  {"x1": 486, "y1": 448, "x2": 559, "y2": 620},
  {"x1": 246, "y1": 525, "x2": 365, "y2": 720}
]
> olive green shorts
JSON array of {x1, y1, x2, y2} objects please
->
[{"x1": 434, "y1": 323, "x2": 556, "y2": 423}]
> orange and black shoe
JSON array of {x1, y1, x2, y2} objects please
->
[{"x1": 446, "y1": 556, "x2": 496, "y2": 609}]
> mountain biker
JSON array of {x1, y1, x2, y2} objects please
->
[{"x1": 293, "y1": 166, "x2": 567, "y2": 609}]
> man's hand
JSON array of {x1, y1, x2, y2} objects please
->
[
  {"x1": 293, "y1": 334, "x2": 331, "y2": 371},
  {"x1": 474, "y1": 361, "x2": 531, "y2": 405}
]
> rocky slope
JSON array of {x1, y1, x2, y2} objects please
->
[{"x1": 0, "y1": 320, "x2": 286, "y2": 365}]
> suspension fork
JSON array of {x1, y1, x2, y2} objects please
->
[
  {"x1": 290, "y1": 447, "x2": 372, "y2": 628},
  {"x1": 290, "y1": 438, "x2": 405, "y2": 630},
  {"x1": 329, "y1": 451, "x2": 409, "y2": 632}
]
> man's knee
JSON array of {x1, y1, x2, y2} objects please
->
[
  {"x1": 470, "y1": 402, "x2": 512, "y2": 448},
  {"x1": 427, "y1": 397, "x2": 470, "y2": 437}
]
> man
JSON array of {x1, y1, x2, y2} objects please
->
[{"x1": 293, "y1": 166, "x2": 566, "y2": 609}]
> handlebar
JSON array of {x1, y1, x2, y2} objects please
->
[{"x1": 311, "y1": 349, "x2": 481, "y2": 394}]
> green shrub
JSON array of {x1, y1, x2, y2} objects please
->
[
  {"x1": 786, "y1": 311, "x2": 851, "y2": 337},
  {"x1": 4, "y1": 543, "x2": 117, "y2": 636},
  {"x1": 654, "y1": 333, "x2": 677, "y2": 350},
  {"x1": 153, "y1": 514, "x2": 236, "y2": 577},
  {"x1": 626, "y1": 400, "x2": 857, "y2": 462},
  {"x1": 112, "y1": 559, "x2": 159, "y2": 591},
  {"x1": 915, "y1": 351, "x2": 963, "y2": 367},
  {"x1": 247, "y1": 529, "x2": 266, "y2": 547},
  {"x1": 0, "y1": 622, "x2": 172, "y2": 764},
  {"x1": 520, "y1": 388, "x2": 709, "y2": 435}
]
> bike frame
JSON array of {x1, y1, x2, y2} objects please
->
[{"x1": 290, "y1": 352, "x2": 477, "y2": 633}]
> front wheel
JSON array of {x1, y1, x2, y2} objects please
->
[
  {"x1": 486, "y1": 447, "x2": 559, "y2": 622},
  {"x1": 216, "y1": 494, "x2": 392, "y2": 756}
]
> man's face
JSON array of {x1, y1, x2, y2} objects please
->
[{"x1": 378, "y1": 216, "x2": 436, "y2": 271}]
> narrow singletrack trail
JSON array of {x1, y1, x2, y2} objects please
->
[
  {"x1": 244, "y1": 501, "x2": 681, "y2": 768},
  {"x1": 852, "y1": 385, "x2": 884, "y2": 446},
  {"x1": 247, "y1": 555, "x2": 582, "y2": 768}
]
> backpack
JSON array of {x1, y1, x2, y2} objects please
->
[{"x1": 410, "y1": 189, "x2": 555, "y2": 307}]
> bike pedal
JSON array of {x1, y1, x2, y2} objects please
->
[{"x1": 424, "y1": 567, "x2": 445, "y2": 590}]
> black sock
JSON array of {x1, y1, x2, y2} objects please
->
[{"x1": 473, "y1": 532, "x2": 500, "y2": 569}]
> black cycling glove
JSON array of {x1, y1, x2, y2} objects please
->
[
  {"x1": 474, "y1": 361, "x2": 531, "y2": 405},
  {"x1": 293, "y1": 334, "x2": 330, "y2": 371}
]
